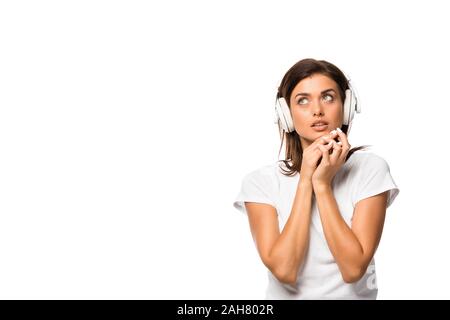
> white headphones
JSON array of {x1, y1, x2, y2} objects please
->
[{"x1": 274, "y1": 74, "x2": 361, "y2": 133}]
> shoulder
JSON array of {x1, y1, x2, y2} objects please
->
[
  {"x1": 347, "y1": 151, "x2": 392, "y2": 178},
  {"x1": 349, "y1": 151, "x2": 390, "y2": 169}
]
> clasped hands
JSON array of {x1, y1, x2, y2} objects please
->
[{"x1": 301, "y1": 127, "x2": 352, "y2": 189}]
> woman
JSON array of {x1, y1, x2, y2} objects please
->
[{"x1": 233, "y1": 58, "x2": 399, "y2": 299}]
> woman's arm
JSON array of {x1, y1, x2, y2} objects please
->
[
  {"x1": 313, "y1": 183, "x2": 388, "y2": 283},
  {"x1": 245, "y1": 177, "x2": 313, "y2": 285}
]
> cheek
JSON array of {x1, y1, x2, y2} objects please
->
[
  {"x1": 290, "y1": 108, "x2": 309, "y2": 125},
  {"x1": 330, "y1": 104, "x2": 343, "y2": 120}
]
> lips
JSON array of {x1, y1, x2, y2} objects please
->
[
  {"x1": 311, "y1": 121, "x2": 328, "y2": 127},
  {"x1": 311, "y1": 124, "x2": 328, "y2": 131}
]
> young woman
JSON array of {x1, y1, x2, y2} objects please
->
[{"x1": 233, "y1": 58, "x2": 399, "y2": 299}]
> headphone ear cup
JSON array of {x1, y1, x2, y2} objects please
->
[
  {"x1": 276, "y1": 97, "x2": 295, "y2": 132},
  {"x1": 343, "y1": 88, "x2": 355, "y2": 125}
]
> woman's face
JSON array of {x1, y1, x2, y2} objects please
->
[{"x1": 289, "y1": 73, "x2": 343, "y2": 149}]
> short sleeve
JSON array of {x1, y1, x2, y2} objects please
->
[
  {"x1": 233, "y1": 168, "x2": 278, "y2": 215},
  {"x1": 352, "y1": 154, "x2": 400, "y2": 208}
]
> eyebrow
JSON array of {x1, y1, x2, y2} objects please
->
[{"x1": 295, "y1": 88, "x2": 336, "y2": 98}]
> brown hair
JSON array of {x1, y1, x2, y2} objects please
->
[{"x1": 276, "y1": 58, "x2": 370, "y2": 176}]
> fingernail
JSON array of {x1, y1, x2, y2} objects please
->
[
  {"x1": 330, "y1": 130, "x2": 337, "y2": 135},
  {"x1": 327, "y1": 140, "x2": 333, "y2": 146},
  {"x1": 336, "y1": 127, "x2": 342, "y2": 133},
  {"x1": 337, "y1": 141, "x2": 342, "y2": 145}
]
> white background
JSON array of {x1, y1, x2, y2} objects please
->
[{"x1": 0, "y1": 0, "x2": 448, "y2": 299}]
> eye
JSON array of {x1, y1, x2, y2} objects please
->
[
  {"x1": 322, "y1": 94, "x2": 334, "y2": 102},
  {"x1": 298, "y1": 97, "x2": 308, "y2": 105}
]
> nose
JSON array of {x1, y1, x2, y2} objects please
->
[{"x1": 312, "y1": 98, "x2": 324, "y2": 116}]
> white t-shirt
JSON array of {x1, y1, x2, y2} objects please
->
[{"x1": 233, "y1": 151, "x2": 400, "y2": 300}]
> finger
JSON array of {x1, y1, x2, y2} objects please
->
[
  {"x1": 336, "y1": 128, "x2": 351, "y2": 150},
  {"x1": 330, "y1": 140, "x2": 343, "y2": 161},
  {"x1": 311, "y1": 137, "x2": 330, "y2": 153},
  {"x1": 318, "y1": 134, "x2": 334, "y2": 144},
  {"x1": 318, "y1": 142, "x2": 332, "y2": 164},
  {"x1": 323, "y1": 129, "x2": 339, "y2": 140},
  {"x1": 308, "y1": 135, "x2": 329, "y2": 153},
  {"x1": 322, "y1": 130, "x2": 340, "y2": 145},
  {"x1": 308, "y1": 140, "x2": 329, "y2": 160},
  {"x1": 335, "y1": 128, "x2": 351, "y2": 161},
  {"x1": 318, "y1": 131, "x2": 338, "y2": 148}
]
